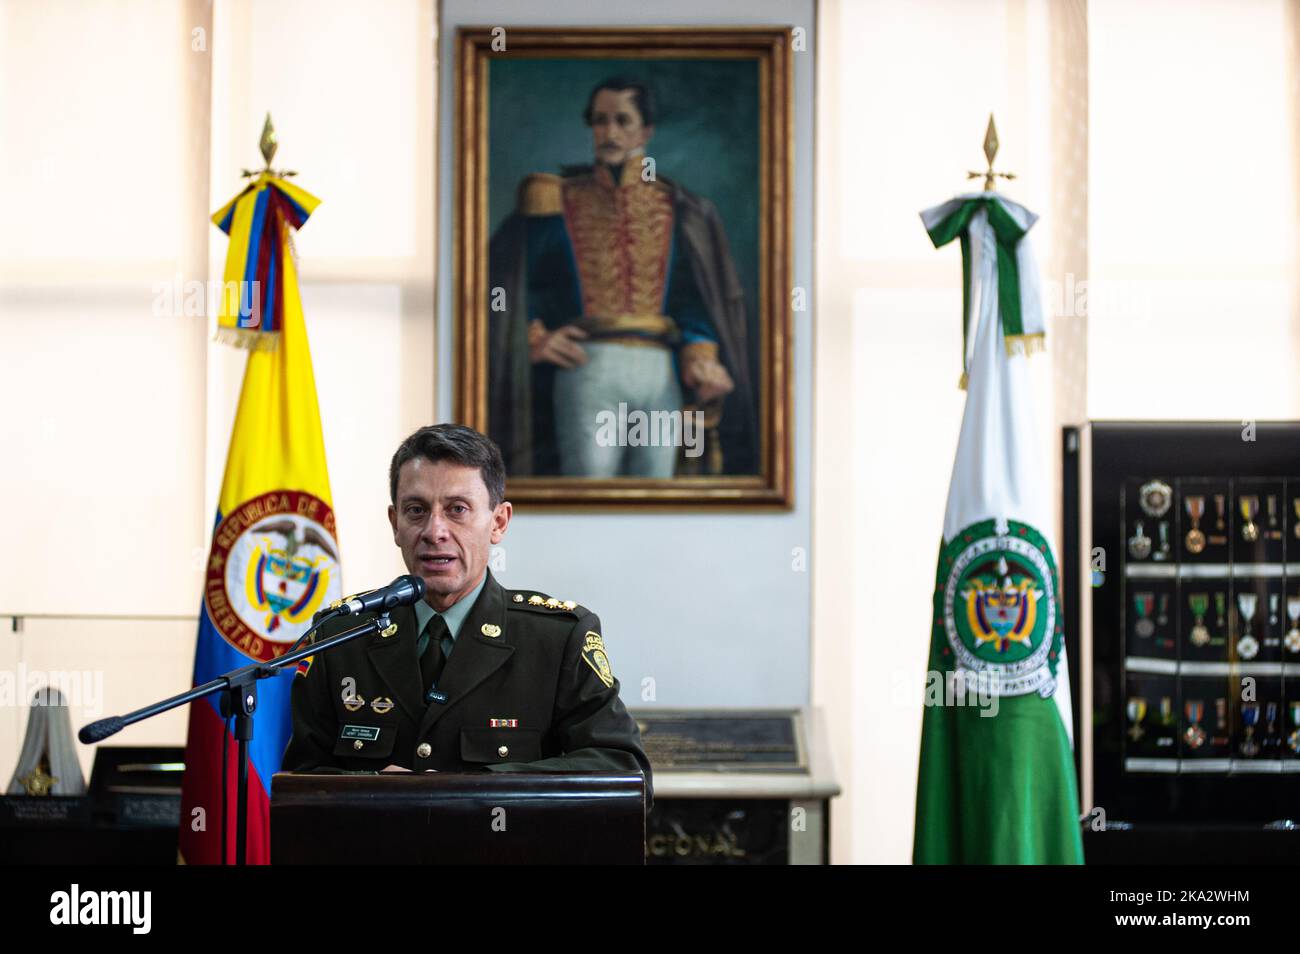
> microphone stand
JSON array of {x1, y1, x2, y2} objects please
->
[{"x1": 79, "y1": 609, "x2": 397, "y2": 866}]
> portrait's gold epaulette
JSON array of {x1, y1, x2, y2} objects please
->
[
  {"x1": 507, "y1": 590, "x2": 583, "y2": 617},
  {"x1": 518, "y1": 173, "x2": 564, "y2": 216}
]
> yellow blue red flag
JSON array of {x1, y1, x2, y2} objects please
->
[{"x1": 179, "y1": 174, "x2": 341, "y2": 865}]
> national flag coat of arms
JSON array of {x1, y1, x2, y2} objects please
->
[
  {"x1": 178, "y1": 173, "x2": 340, "y2": 865},
  {"x1": 912, "y1": 192, "x2": 1084, "y2": 865}
]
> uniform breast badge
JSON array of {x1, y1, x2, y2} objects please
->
[{"x1": 370, "y1": 696, "x2": 394, "y2": 714}]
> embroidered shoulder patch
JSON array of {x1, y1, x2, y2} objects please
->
[{"x1": 581, "y1": 631, "x2": 614, "y2": 688}]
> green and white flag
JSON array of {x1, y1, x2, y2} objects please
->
[{"x1": 913, "y1": 193, "x2": 1084, "y2": 865}]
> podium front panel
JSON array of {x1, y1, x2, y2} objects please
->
[{"x1": 271, "y1": 771, "x2": 646, "y2": 865}]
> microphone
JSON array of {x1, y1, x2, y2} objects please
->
[
  {"x1": 79, "y1": 715, "x2": 125, "y2": 744},
  {"x1": 337, "y1": 574, "x2": 427, "y2": 615}
]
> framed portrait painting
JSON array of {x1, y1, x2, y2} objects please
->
[{"x1": 454, "y1": 27, "x2": 793, "y2": 507}]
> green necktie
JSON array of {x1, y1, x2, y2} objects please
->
[{"x1": 417, "y1": 614, "x2": 450, "y2": 694}]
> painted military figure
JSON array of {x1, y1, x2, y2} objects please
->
[
  {"x1": 282, "y1": 424, "x2": 652, "y2": 802},
  {"x1": 488, "y1": 76, "x2": 755, "y2": 478}
]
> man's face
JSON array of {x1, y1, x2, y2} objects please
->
[
  {"x1": 387, "y1": 457, "x2": 511, "y2": 612},
  {"x1": 589, "y1": 88, "x2": 653, "y2": 167}
]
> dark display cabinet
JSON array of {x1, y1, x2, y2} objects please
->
[{"x1": 1069, "y1": 422, "x2": 1300, "y2": 838}]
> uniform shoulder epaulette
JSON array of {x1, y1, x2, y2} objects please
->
[
  {"x1": 518, "y1": 173, "x2": 564, "y2": 216},
  {"x1": 507, "y1": 590, "x2": 584, "y2": 617}
]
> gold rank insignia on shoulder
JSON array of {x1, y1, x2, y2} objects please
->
[
  {"x1": 481, "y1": 623, "x2": 501, "y2": 638},
  {"x1": 519, "y1": 594, "x2": 577, "y2": 610},
  {"x1": 581, "y1": 631, "x2": 615, "y2": 688},
  {"x1": 512, "y1": 595, "x2": 579, "y2": 616}
]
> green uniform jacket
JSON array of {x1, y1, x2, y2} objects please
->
[{"x1": 281, "y1": 568, "x2": 652, "y2": 807}]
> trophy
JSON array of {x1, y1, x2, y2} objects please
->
[{"x1": 7, "y1": 686, "x2": 86, "y2": 797}]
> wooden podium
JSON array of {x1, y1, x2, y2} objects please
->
[{"x1": 270, "y1": 772, "x2": 646, "y2": 864}]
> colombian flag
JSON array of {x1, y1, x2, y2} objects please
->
[{"x1": 178, "y1": 174, "x2": 341, "y2": 864}]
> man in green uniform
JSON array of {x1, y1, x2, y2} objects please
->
[{"x1": 281, "y1": 423, "x2": 651, "y2": 805}]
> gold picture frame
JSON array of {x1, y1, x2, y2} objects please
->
[{"x1": 454, "y1": 26, "x2": 793, "y2": 508}]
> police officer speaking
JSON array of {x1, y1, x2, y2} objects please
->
[{"x1": 281, "y1": 423, "x2": 652, "y2": 805}]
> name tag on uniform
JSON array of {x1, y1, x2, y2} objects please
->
[{"x1": 341, "y1": 725, "x2": 381, "y2": 742}]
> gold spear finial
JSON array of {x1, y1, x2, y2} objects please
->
[
  {"x1": 241, "y1": 112, "x2": 297, "y2": 179},
  {"x1": 967, "y1": 113, "x2": 1016, "y2": 192},
  {"x1": 259, "y1": 112, "x2": 278, "y2": 168}
]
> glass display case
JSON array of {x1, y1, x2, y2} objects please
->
[{"x1": 1068, "y1": 422, "x2": 1300, "y2": 827}]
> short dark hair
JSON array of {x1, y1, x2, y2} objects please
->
[
  {"x1": 583, "y1": 76, "x2": 656, "y2": 127},
  {"x1": 388, "y1": 423, "x2": 507, "y2": 509}
]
